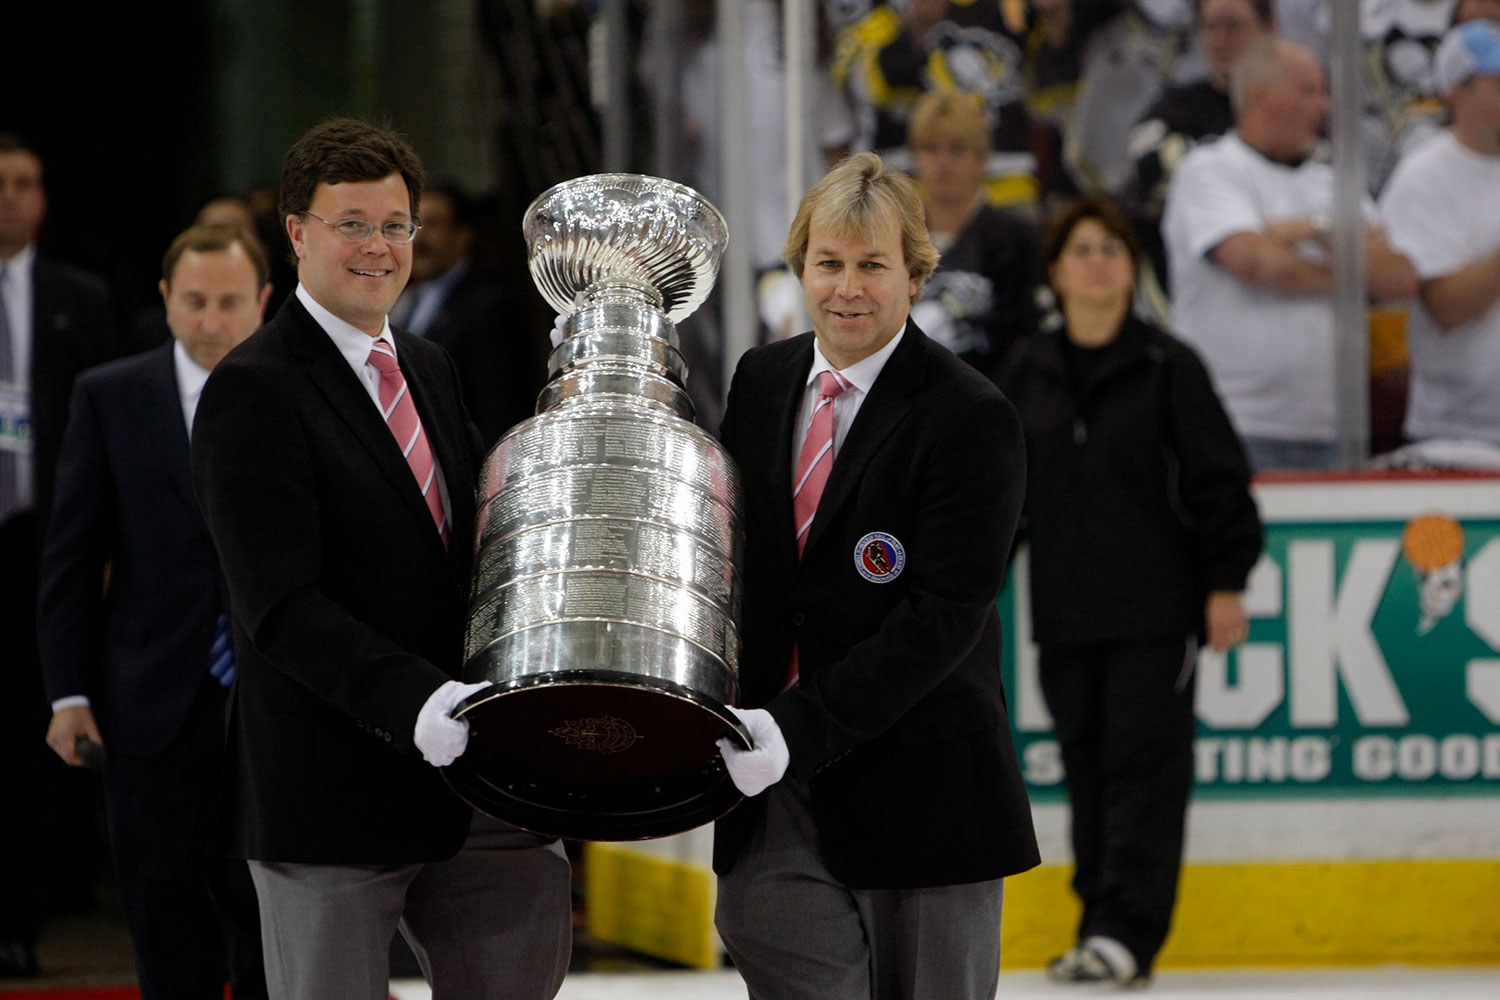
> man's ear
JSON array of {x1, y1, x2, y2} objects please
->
[{"x1": 286, "y1": 214, "x2": 307, "y2": 261}]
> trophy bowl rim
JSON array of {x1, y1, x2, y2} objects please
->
[{"x1": 521, "y1": 172, "x2": 729, "y2": 243}]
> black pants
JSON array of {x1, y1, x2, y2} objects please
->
[
  {"x1": 103, "y1": 676, "x2": 266, "y2": 1000},
  {"x1": 1040, "y1": 636, "x2": 1197, "y2": 974}
]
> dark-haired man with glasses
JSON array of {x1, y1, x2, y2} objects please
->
[{"x1": 191, "y1": 117, "x2": 571, "y2": 1000}]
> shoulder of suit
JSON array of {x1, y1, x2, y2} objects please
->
[
  {"x1": 908, "y1": 325, "x2": 1000, "y2": 399},
  {"x1": 736, "y1": 331, "x2": 810, "y2": 372},
  {"x1": 390, "y1": 326, "x2": 451, "y2": 364},
  {"x1": 78, "y1": 342, "x2": 173, "y2": 391}
]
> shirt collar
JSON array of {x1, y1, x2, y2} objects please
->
[
  {"x1": 806, "y1": 323, "x2": 907, "y2": 394},
  {"x1": 172, "y1": 339, "x2": 212, "y2": 427},
  {"x1": 421, "y1": 259, "x2": 469, "y2": 302},
  {"x1": 173, "y1": 339, "x2": 211, "y2": 394},
  {"x1": 0, "y1": 243, "x2": 36, "y2": 282},
  {"x1": 295, "y1": 282, "x2": 396, "y2": 368}
]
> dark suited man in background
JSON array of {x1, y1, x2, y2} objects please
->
[
  {"x1": 0, "y1": 132, "x2": 117, "y2": 979},
  {"x1": 712, "y1": 151, "x2": 1039, "y2": 1000},
  {"x1": 391, "y1": 181, "x2": 545, "y2": 447},
  {"x1": 39, "y1": 224, "x2": 271, "y2": 1000},
  {"x1": 191, "y1": 118, "x2": 571, "y2": 1000}
]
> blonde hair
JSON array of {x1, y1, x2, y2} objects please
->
[
  {"x1": 782, "y1": 152, "x2": 940, "y2": 302},
  {"x1": 909, "y1": 91, "x2": 991, "y2": 155}
]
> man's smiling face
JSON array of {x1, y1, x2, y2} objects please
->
[
  {"x1": 286, "y1": 172, "x2": 413, "y2": 336},
  {"x1": 800, "y1": 208, "x2": 917, "y2": 370}
]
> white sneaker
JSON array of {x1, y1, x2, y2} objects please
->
[
  {"x1": 1081, "y1": 935, "x2": 1151, "y2": 990},
  {"x1": 1045, "y1": 943, "x2": 1112, "y2": 983}
]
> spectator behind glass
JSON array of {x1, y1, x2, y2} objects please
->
[
  {"x1": 1125, "y1": 0, "x2": 1275, "y2": 311},
  {"x1": 1163, "y1": 37, "x2": 1417, "y2": 471},
  {"x1": 1380, "y1": 17, "x2": 1500, "y2": 456},
  {"x1": 908, "y1": 90, "x2": 1042, "y2": 383},
  {"x1": 1275, "y1": 0, "x2": 1496, "y2": 195},
  {"x1": 832, "y1": 0, "x2": 1039, "y2": 207},
  {"x1": 1003, "y1": 195, "x2": 1263, "y2": 990}
]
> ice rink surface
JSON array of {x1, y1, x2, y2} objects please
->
[{"x1": 390, "y1": 966, "x2": 1500, "y2": 999}]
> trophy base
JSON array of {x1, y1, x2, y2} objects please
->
[{"x1": 444, "y1": 673, "x2": 750, "y2": 841}]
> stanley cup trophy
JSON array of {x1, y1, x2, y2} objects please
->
[{"x1": 443, "y1": 175, "x2": 751, "y2": 840}]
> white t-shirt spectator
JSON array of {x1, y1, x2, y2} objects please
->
[
  {"x1": 1164, "y1": 132, "x2": 1371, "y2": 444},
  {"x1": 1380, "y1": 129, "x2": 1500, "y2": 445}
]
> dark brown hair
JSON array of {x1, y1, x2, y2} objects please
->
[
  {"x1": 277, "y1": 117, "x2": 425, "y2": 223},
  {"x1": 1043, "y1": 195, "x2": 1142, "y2": 290}
]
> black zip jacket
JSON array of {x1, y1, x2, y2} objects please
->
[{"x1": 1002, "y1": 313, "x2": 1263, "y2": 646}]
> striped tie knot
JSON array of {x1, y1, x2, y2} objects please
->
[{"x1": 367, "y1": 338, "x2": 450, "y2": 548}]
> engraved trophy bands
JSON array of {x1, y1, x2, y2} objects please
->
[{"x1": 443, "y1": 174, "x2": 750, "y2": 840}]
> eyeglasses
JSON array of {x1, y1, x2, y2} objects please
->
[{"x1": 302, "y1": 211, "x2": 420, "y2": 244}]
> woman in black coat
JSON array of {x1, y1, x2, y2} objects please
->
[{"x1": 1003, "y1": 196, "x2": 1263, "y2": 988}]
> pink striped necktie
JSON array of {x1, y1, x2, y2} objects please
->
[
  {"x1": 367, "y1": 338, "x2": 449, "y2": 548},
  {"x1": 793, "y1": 369, "x2": 852, "y2": 556},
  {"x1": 784, "y1": 369, "x2": 851, "y2": 691}
]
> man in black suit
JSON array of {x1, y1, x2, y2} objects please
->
[
  {"x1": 190, "y1": 118, "x2": 570, "y2": 1000},
  {"x1": 392, "y1": 181, "x2": 545, "y2": 446},
  {"x1": 713, "y1": 152, "x2": 1039, "y2": 999},
  {"x1": 0, "y1": 132, "x2": 117, "y2": 979},
  {"x1": 40, "y1": 224, "x2": 271, "y2": 1000}
]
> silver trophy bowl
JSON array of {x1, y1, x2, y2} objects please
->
[{"x1": 444, "y1": 174, "x2": 749, "y2": 840}]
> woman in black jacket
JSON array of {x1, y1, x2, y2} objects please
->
[{"x1": 1003, "y1": 196, "x2": 1263, "y2": 988}]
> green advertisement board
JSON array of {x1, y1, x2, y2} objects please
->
[{"x1": 1001, "y1": 480, "x2": 1500, "y2": 802}]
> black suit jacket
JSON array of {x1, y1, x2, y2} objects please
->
[
  {"x1": 714, "y1": 322, "x2": 1040, "y2": 889},
  {"x1": 38, "y1": 344, "x2": 222, "y2": 756},
  {"x1": 191, "y1": 296, "x2": 483, "y2": 864},
  {"x1": 27, "y1": 256, "x2": 118, "y2": 537}
]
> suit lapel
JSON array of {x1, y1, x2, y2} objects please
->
[
  {"x1": 284, "y1": 301, "x2": 447, "y2": 548},
  {"x1": 802, "y1": 325, "x2": 927, "y2": 557},
  {"x1": 396, "y1": 330, "x2": 476, "y2": 555},
  {"x1": 767, "y1": 337, "x2": 814, "y2": 565},
  {"x1": 144, "y1": 344, "x2": 201, "y2": 519}
]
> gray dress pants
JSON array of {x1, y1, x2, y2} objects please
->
[
  {"x1": 249, "y1": 811, "x2": 571, "y2": 1000},
  {"x1": 716, "y1": 777, "x2": 1003, "y2": 1000}
]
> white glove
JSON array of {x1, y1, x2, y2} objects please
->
[
  {"x1": 414, "y1": 679, "x2": 492, "y2": 767},
  {"x1": 716, "y1": 705, "x2": 790, "y2": 797},
  {"x1": 550, "y1": 313, "x2": 569, "y2": 348}
]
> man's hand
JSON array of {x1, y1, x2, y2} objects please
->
[
  {"x1": 1205, "y1": 590, "x2": 1249, "y2": 653},
  {"x1": 46, "y1": 705, "x2": 104, "y2": 768},
  {"x1": 1264, "y1": 215, "x2": 1325, "y2": 249},
  {"x1": 716, "y1": 706, "x2": 790, "y2": 797},
  {"x1": 414, "y1": 680, "x2": 492, "y2": 767}
]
